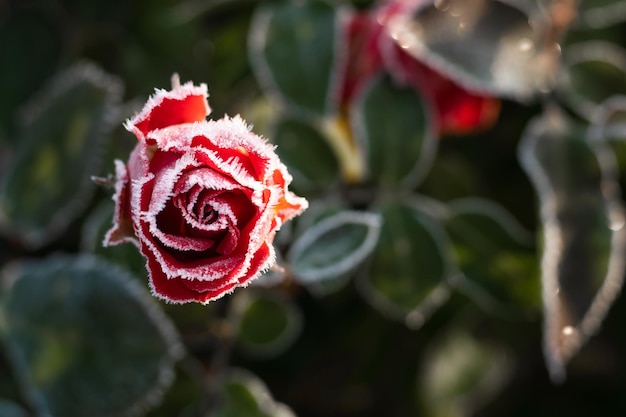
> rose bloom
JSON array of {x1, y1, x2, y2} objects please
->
[
  {"x1": 340, "y1": 0, "x2": 500, "y2": 135},
  {"x1": 104, "y1": 79, "x2": 307, "y2": 304}
]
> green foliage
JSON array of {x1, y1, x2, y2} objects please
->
[
  {"x1": 81, "y1": 200, "x2": 147, "y2": 278},
  {"x1": 212, "y1": 369, "x2": 295, "y2": 417},
  {"x1": 1, "y1": 0, "x2": 626, "y2": 415},
  {"x1": 0, "y1": 255, "x2": 183, "y2": 417},
  {"x1": 519, "y1": 110, "x2": 626, "y2": 381},
  {"x1": 289, "y1": 211, "x2": 382, "y2": 284},
  {"x1": 249, "y1": 0, "x2": 340, "y2": 117},
  {"x1": 235, "y1": 293, "x2": 302, "y2": 359},
  {"x1": 353, "y1": 76, "x2": 435, "y2": 187},
  {"x1": 0, "y1": 63, "x2": 122, "y2": 248},
  {"x1": 419, "y1": 328, "x2": 510, "y2": 417},
  {"x1": 358, "y1": 203, "x2": 454, "y2": 328},
  {"x1": 444, "y1": 198, "x2": 540, "y2": 314},
  {"x1": 272, "y1": 117, "x2": 339, "y2": 190},
  {"x1": 559, "y1": 42, "x2": 626, "y2": 120}
]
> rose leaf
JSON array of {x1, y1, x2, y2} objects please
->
[
  {"x1": 357, "y1": 203, "x2": 456, "y2": 330},
  {"x1": 288, "y1": 210, "x2": 382, "y2": 285},
  {"x1": 419, "y1": 327, "x2": 511, "y2": 417},
  {"x1": 557, "y1": 41, "x2": 626, "y2": 121},
  {"x1": 212, "y1": 368, "x2": 296, "y2": 417},
  {"x1": 444, "y1": 198, "x2": 540, "y2": 316},
  {"x1": 518, "y1": 108, "x2": 626, "y2": 382},
  {"x1": 248, "y1": 0, "x2": 342, "y2": 118},
  {"x1": 234, "y1": 292, "x2": 303, "y2": 360},
  {"x1": 0, "y1": 62, "x2": 123, "y2": 249},
  {"x1": 0, "y1": 254, "x2": 184, "y2": 417},
  {"x1": 80, "y1": 200, "x2": 147, "y2": 279},
  {"x1": 351, "y1": 75, "x2": 436, "y2": 189},
  {"x1": 272, "y1": 116, "x2": 340, "y2": 191}
]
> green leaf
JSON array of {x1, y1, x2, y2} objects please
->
[
  {"x1": 444, "y1": 198, "x2": 539, "y2": 315},
  {"x1": 0, "y1": 62, "x2": 123, "y2": 248},
  {"x1": 387, "y1": 0, "x2": 556, "y2": 99},
  {"x1": 234, "y1": 293, "x2": 302, "y2": 359},
  {"x1": 212, "y1": 369, "x2": 296, "y2": 417},
  {"x1": 558, "y1": 42, "x2": 626, "y2": 120},
  {"x1": 81, "y1": 200, "x2": 147, "y2": 278},
  {"x1": 0, "y1": 400, "x2": 28, "y2": 417},
  {"x1": 289, "y1": 211, "x2": 382, "y2": 284},
  {"x1": 357, "y1": 203, "x2": 455, "y2": 329},
  {"x1": 272, "y1": 116, "x2": 339, "y2": 190},
  {"x1": 352, "y1": 76, "x2": 435, "y2": 187},
  {"x1": 588, "y1": 95, "x2": 626, "y2": 143},
  {"x1": 419, "y1": 328, "x2": 510, "y2": 417},
  {"x1": 249, "y1": 0, "x2": 341, "y2": 117},
  {"x1": 518, "y1": 108, "x2": 626, "y2": 381},
  {"x1": 0, "y1": 254, "x2": 184, "y2": 417}
]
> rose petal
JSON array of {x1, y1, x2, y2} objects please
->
[
  {"x1": 268, "y1": 168, "x2": 309, "y2": 226},
  {"x1": 103, "y1": 160, "x2": 137, "y2": 246},
  {"x1": 125, "y1": 81, "x2": 211, "y2": 142},
  {"x1": 146, "y1": 252, "x2": 237, "y2": 304}
]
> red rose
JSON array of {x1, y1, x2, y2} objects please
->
[
  {"x1": 340, "y1": 0, "x2": 500, "y2": 135},
  {"x1": 104, "y1": 79, "x2": 307, "y2": 304}
]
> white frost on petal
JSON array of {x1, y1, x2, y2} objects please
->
[
  {"x1": 124, "y1": 81, "x2": 210, "y2": 141},
  {"x1": 103, "y1": 159, "x2": 139, "y2": 247}
]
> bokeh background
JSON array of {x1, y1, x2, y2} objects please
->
[{"x1": 2, "y1": 0, "x2": 626, "y2": 416}]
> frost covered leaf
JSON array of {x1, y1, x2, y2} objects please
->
[
  {"x1": 419, "y1": 328, "x2": 510, "y2": 417},
  {"x1": 249, "y1": 0, "x2": 342, "y2": 117},
  {"x1": 385, "y1": 0, "x2": 558, "y2": 99},
  {"x1": 81, "y1": 201, "x2": 147, "y2": 278},
  {"x1": 352, "y1": 75, "x2": 435, "y2": 188},
  {"x1": 212, "y1": 368, "x2": 296, "y2": 417},
  {"x1": 588, "y1": 96, "x2": 626, "y2": 142},
  {"x1": 289, "y1": 211, "x2": 382, "y2": 284},
  {"x1": 577, "y1": 0, "x2": 626, "y2": 28},
  {"x1": 0, "y1": 255, "x2": 184, "y2": 417},
  {"x1": 272, "y1": 116, "x2": 339, "y2": 190},
  {"x1": 234, "y1": 293, "x2": 303, "y2": 359},
  {"x1": 558, "y1": 42, "x2": 626, "y2": 121},
  {"x1": 0, "y1": 62, "x2": 122, "y2": 248},
  {"x1": 357, "y1": 203, "x2": 455, "y2": 329},
  {"x1": 0, "y1": 401, "x2": 28, "y2": 417},
  {"x1": 518, "y1": 109, "x2": 626, "y2": 382},
  {"x1": 445, "y1": 198, "x2": 539, "y2": 315}
]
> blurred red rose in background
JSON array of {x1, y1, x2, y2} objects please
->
[{"x1": 340, "y1": 0, "x2": 500, "y2": 135}]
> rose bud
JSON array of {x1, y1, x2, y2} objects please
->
[{"x1": 104, "y1": 78, "x2": 307, "y2": 304}]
